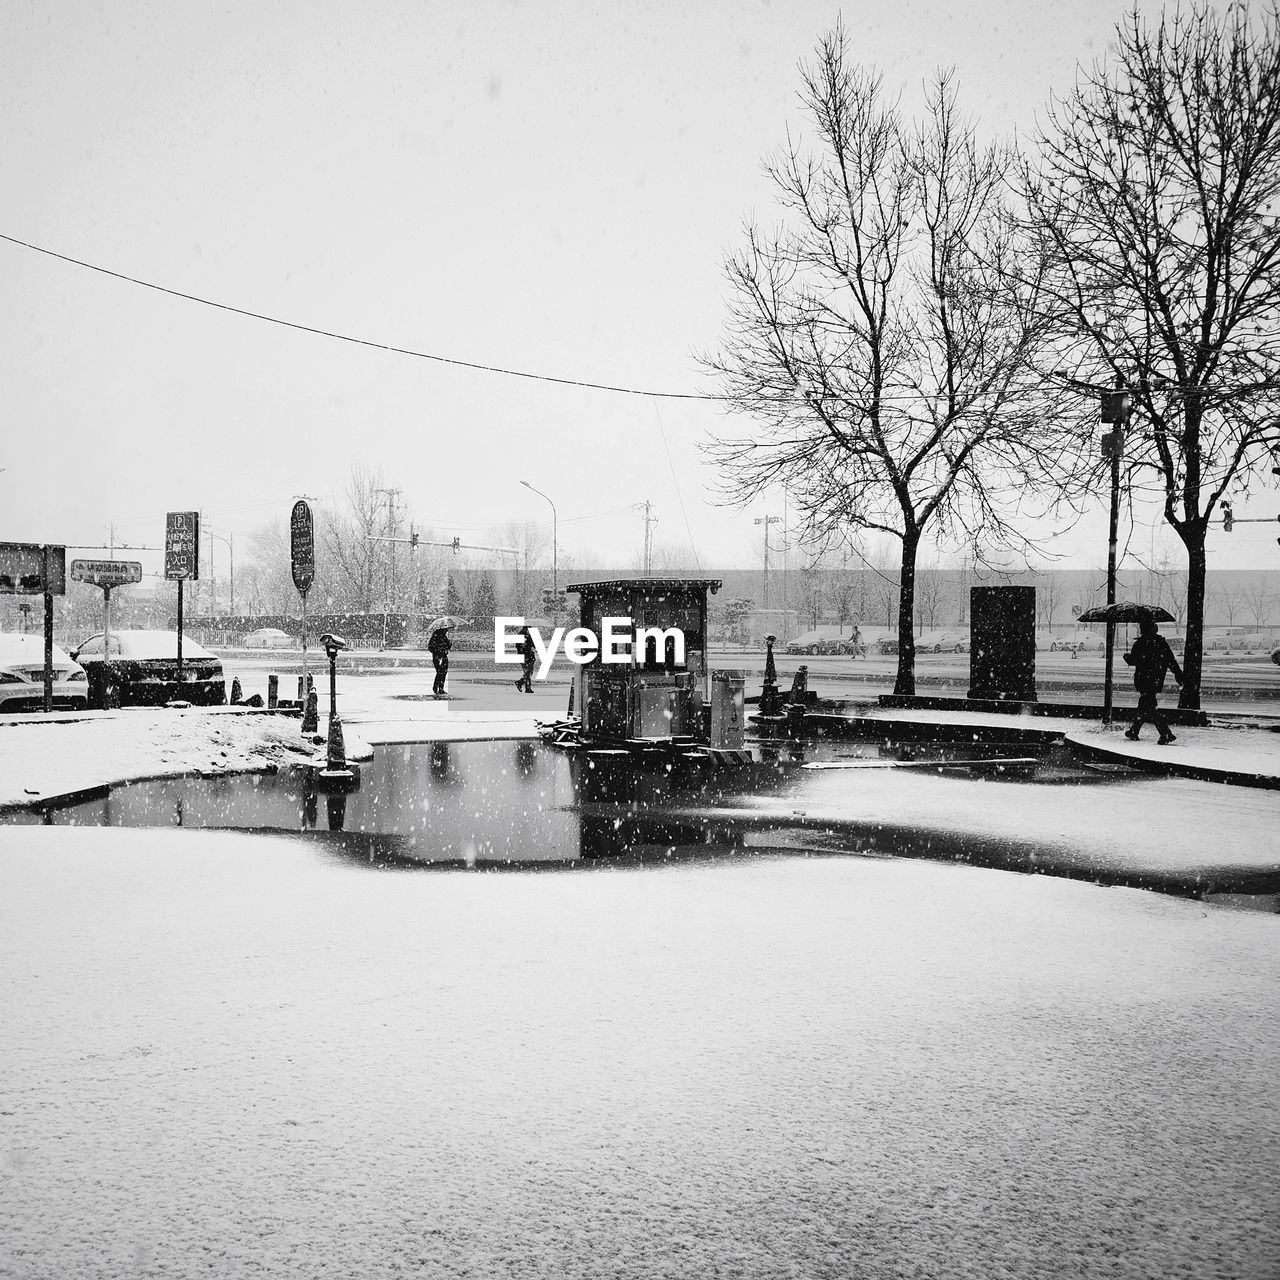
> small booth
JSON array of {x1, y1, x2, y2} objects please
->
[{"x1": 565, "y1": 577, "x2": 743, "y2": 748}]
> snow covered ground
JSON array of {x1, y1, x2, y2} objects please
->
[{"x1": 2, "y1": 837, "x2": 1277, "y2": 1279}]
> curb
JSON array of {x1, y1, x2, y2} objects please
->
[{"x1": 1064, "y1": 733, "x2": 1280, "y2": 791}]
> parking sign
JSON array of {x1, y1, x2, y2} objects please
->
[{"x1": 164, "y1": 511, "x2": 200, "y2": 580}]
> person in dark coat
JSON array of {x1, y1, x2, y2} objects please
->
[
  {"x1": 1123, "y1": 614, "x2": 1183, "y2": 744},
  {"x1": 514, "y1": 626, "x2": 536, "y2": 693},
  {"x1": 427, "y1": 625, "x2": 452, "y2": 697}
]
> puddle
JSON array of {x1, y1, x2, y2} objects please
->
[
  {"x1": 5, "y1": 737, "x2": 1274, "y2": 907},
  {"x1": 0, "y1": 737, "x2": 1101, "y2": 860}
]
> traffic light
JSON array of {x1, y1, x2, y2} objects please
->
[
  {"x1": 1100, "y1": 390, "x2": 1132, "y2": 423},
  {"x1": 409, "y1": 528, "x2": 419, "y2": 549},
  {"x1": 451, "y1": 537, "x2": 460, "y2": 554},
  {"x1": 1222, "y1": 501, "x2": 1234, "y2": 532}
]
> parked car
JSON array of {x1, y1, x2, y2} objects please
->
[
  {"x1": 1212, "y1": 630, "x2": 1272, "y2": 654},
  {"x1": 0, "y1": 633, "x2": 90, "y2": 712},
  {"x1": 243, "y1": 627, "x2": 294, "y2": 649},
  {"x1": 71, "y1": 630, "x2": 227, "y2": 708},
  {"x1": 875, "y1": 635, "x2": 899, "y2": 656},
  {"x1": 784, "y1": 630, "x2": 859, "y2": 656},
  {"x1": 1272, "y1": 647, "x2": 1280, "y2": 666},
  {"x1": 917, "y1": 630, "x2": 969, "y2": 653}
]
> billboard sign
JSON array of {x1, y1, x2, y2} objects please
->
[
  {"x1": 290, "y1": 500, "x2": 315, "y2": 595},
  {"x1": 71, "y1": 559, "x2": 143, "y2": 588},
  {"x1": 0, "y1": 543, "x2": 66, "y2": 595},
  {"x1": 164, "y1": 511, "x2": 200, "y2": 580}
]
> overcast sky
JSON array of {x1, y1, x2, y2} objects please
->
[{"x1": 3, "y1": 0, "x2": 1277, "y2": 582}]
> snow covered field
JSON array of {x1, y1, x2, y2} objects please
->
[{"x1": 2, "y1": 835, "x2": 1277, "y2": 1279}]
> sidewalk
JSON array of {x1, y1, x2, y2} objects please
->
[{"x1": 803, "y1": 698, "x2": 1280, "y2": 789}]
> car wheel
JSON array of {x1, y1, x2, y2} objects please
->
[
  {"x1": 933, "y1": 644, "x2": 942, "y2": 653},
  {"x1": 954, "y1": 644, "x2": 964, "y2": 653}
]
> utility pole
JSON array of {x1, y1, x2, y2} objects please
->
[
  {"x1": 636, "y1": 501, "x2": 658, "y2": 575},
  {"x1": 755, "y1": 514, "x2": 782, "y2": 611}
]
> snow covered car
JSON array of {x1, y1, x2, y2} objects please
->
[
  {"x1": 784, "y1": 631, "x2": 858, "y2": 656},
  {"x1": 917, "y1": 630, "x2": 969, "y2": 653},
  {"x1": 0, "y1": 633, "x2": 90, "y2": 711},
  {"x1": 71, "y1": 630, "x2": 227, "y2": 708},
  {"x1": 243, "y1": 627, "x2": 294, "y2": 649}
]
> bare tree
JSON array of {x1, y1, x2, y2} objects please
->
[
  {"x1": 1244, "y1": 576, "x2": 1275, "y2": 628},
  {"x1": 704, "y1": 31, "x2": 1066, "y2": 694},
  {"x1": 795, "y1": 561, "x2": 826, "y2": 629},
  {"x1": 1024, "y1": 3, "x2": 1280, "y2": 707},
  {"x1": 1030, "y1": 566, "x2": 1068, "y2": 629},
  {"x1": 322, "y1": 466, "x2": 388, "y2": 614},
  {"x1": 1210, "y1": 578, "x2": 1246, "y2": 628},
  {"x1": 914, "y1": 563, "x2": 952, "y2": 631}
]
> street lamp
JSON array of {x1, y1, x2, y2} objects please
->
[
  {"x1": 206, "y1": 527, "x2": 234, "y2": 615},
  {"x1": 1099, "y1": 380, "x2": 1132, "y2": 725},
  {"x1": 520, "y1": 480, "x2": 557, "y2": 596}
]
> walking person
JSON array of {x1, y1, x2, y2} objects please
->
[
  {"x1": 1123, "y1": 614, "x2": 1183, "y2": 744},
  {"x1": 514, "y1": 626, "x2": 536, "y2": 693},
  {"x1": 428, "y1": 624, "x2": 452, "y2": 698}
]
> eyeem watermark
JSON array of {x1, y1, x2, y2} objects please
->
[{"x1": 495, "y1": 617, "x2": 685, "y2": 680}]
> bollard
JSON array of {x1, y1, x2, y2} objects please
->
[
  {"x1": 301, "y1": 686, "x2": 319, "y2": 734},
  {"x1": 267, "y1": 674, "x2": 279, "y2": 709},
  {"x1": 229, "y1": 676, "x2": 243, "y2": 705}
]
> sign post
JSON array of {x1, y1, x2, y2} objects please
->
[
  {"x1": 1, "y1": 543, "x2": 65, "y2": 713},
  {"x1": 165, "y1": 512, "x2": 200, "y2": 682},
  {"x1": 291, "y1": 501, "x2": 316, "y2": 729},
  {"x1": 71, "y1": 561, "x2": 143, "y2": 701}
]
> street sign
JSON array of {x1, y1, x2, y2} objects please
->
[
  {"x1": 290, "y1": 500, "x2": 315, "y2": 595},
  {"x1": 0, "y1": 543, "x2": 65, "y2": 595},
  {"x1": 164, "y1": 511, "x2": 200, "y2": 580},
  {"x1": 71, "y1": 559, "x2": 142, "y2": 588}
]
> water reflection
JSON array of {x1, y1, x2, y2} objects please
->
[{"x1": 3, "y1": 737, "x2": 1171, "y2": 879}]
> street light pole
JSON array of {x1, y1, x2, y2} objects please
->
[
  {"x1": 520, "y1": 480, "x2": 557, "y2": 595},
  {"x1": 1100, "y1": 379, "x2": 1131, "y2": 726},
  {"x1": 206, "y1": 528, "x2": 234, "y2": 616}
]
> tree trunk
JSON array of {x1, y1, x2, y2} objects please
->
[
  {"x1": 1178, "y1": 537, "x2": 1206, "y2": 711},
  {"x1": 894, "y1": 531, "x2": 919, "y2": 696}
]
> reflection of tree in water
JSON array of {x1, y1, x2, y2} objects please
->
[{"x1": 514, "y1": 741, "x2": 538, "y2": 780}]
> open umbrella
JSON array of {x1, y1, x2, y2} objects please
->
[
  {"x1": 1076, "y1": 601, "x2": 1175, "y2": 624},
  {"x1": 426, "y1": 616, "x2": 470, "y2": 632}
]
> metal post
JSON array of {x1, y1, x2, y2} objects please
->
[
  {"x1": 103, "y1": 585, "x2": 112, "y2": 688},
  {"x1": 1101, "y1": 377, "x2": 1129, "y2": 726},
  {"x1": 1103, "y1": 440, "x2": 1120, "y2": 724},
  {"x1": 42, "y1": 546, "x2": 53, "y2": 714},
  {"x1": 301, "y1": 591, "x2": 309, "y2": 697},
  {"x1": 176, "y1": 580, "x2": 184, "y2": 682}
]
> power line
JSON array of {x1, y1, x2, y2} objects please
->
[{"x1": 0, "y1": 231, "x2": 719, "y2": 402}]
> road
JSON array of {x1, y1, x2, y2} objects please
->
[{"x1": 221, "y1": 643, "x2": 1280, "y2": 718}]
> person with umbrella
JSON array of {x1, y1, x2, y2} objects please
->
[
  {"x1": 1123, "y1": 612, "x2": 1184, "y2": 744},
  {"x1": 427, "y1": 619, "x2": 456, "y2": 698},
  {"x1": 513, "y1": 625, "x2": 536, "y2": 693}
]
